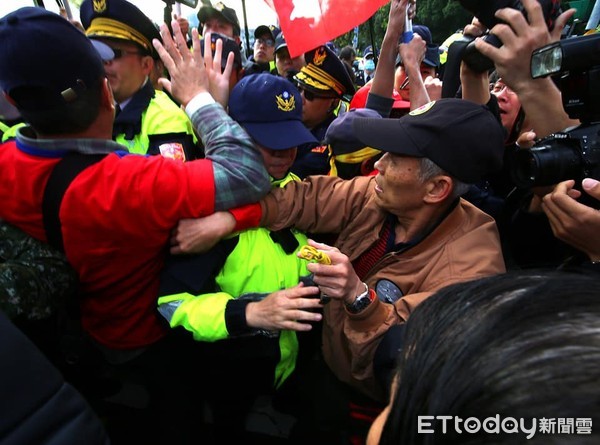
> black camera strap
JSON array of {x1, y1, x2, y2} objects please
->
[{"x1": 42, "y1": 153, "x2": 106, "y2": 252}]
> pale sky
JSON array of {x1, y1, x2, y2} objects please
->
[{"x1": 0, "y1": 0, "x2": 279, "y2": 30}]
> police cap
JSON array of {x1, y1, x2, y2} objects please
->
[
  {"x1": 80, "y1": 0, "x2": 161, "y2": 58},
  {"x1": 294, "y1": 45, "x2": 354, "y2": 99},
  {"x1": 197, "y1": 1, "x2": 241, "y2": 37}
]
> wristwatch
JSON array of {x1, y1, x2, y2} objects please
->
[{"x1": 345, "y1": 282, "x2": 373, "y2": 314}]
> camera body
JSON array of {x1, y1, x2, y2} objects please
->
[
  {"x1": 456, "y1": 0, "x2": 561, "y2": 72},
  {"x1": 510, "y1": 33, "x2": 600, "y2": 206},
  {"x1": 511, "y1": 124, "x2": 600, "y2": 188}
]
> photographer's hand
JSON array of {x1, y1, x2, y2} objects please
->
[
  {"x1": 474, "y1": 0, "x2": 577, "y2": 138},
  {"x1": 542, "y1": 179, "x2": 600, "y2": 262},
  {"x1": 460, "y1": 17, "x2": 489, "y2": 104},
  {"x1": 463, "y1": 16, "x2": 486, "y2": 39},
  {"x1": 475, "y1": 0, "x2": 573, "y2": 92}
]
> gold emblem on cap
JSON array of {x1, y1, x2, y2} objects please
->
[
  {"x1": 93, "y1": 0, "x2": 107, "y2": 13},
  {"x1": 313, "y1": 47, "x2": 327, "y2": 66},
  {"x1": 409, "y1": 100, "x2": 436, "y2": 116},
  {"x1": 215, "y1": 2, "x2": 226, "y2": 12},
  {"x1": 276, "y1": 91, "x2": 295, "y2": 112}
]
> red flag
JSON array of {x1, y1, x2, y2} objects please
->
[{"x1": 265, "y1": 0, "x2": 389, "y2": 58}]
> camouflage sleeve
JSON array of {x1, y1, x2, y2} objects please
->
[{"x1": 0, "y1": 221, "x2": 77, "y2": 321}]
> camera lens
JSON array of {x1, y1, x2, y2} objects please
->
[
  {"x1": 463, "y1": 34, "x2": 502, "y2": 73},
  {"x1": 511, "y1": 142, "x2": 582, "y2": 188}
]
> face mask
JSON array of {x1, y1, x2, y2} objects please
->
[{"x1": 364, "y1": 59, "x2": 375, "y2": 71}]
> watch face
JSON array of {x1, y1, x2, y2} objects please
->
[
  {"x1": 376, "y1": 279, "x2": 403, "y2": 304},
  {"x1": 347, "y1": 292, "x2": 372, "y2": 314}
]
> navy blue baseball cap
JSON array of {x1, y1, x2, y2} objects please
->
[
  {"x1": 324, "y1": 108, "x2": 381, "y2": 154},
  {"x1": 198, "y1": 1, "x2": 241, "y2": 37},
  {"x1": 352, "y1": 99, "x2": 505, "y2": 183},
  {"x1": 0, "y1": 7, "x2": 105, "y2": 111},
  {"x1": 254, "y1": 25, "x2": 279, "y2": 41},
  {"x1": 81, "y1": 0, "x2": 161, "y2": 58},
  {"x1": 228, "y1": 73, "x2": 317, "y2": 150},
  {"x1": 397, "y1": 24, "x2": 440, "y2": 68},
  {"x1": 274, "y1": 32, "x2": 288, "y2": 53}
]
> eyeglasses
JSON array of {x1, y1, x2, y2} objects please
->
[
  {"x1": 107, "y1": 47, "x2": 145, "y2": 60},
  {"x1": 255, "y1": 38, "x2": 275, "y2": 48},
  {"x1": 491, "y1": 81, "x2": 516, "y2": 97},
  {"x1": 296, "y1": 85, "x2": 335, "y2": 102}
]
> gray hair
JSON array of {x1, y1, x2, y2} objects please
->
[{"x1": 417, "y1": 158, "x2": 470, "y2": 200}]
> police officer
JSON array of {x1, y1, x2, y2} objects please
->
[
  {"x1": 81, "y1": 0, "x2": 199, "y2": 160},
  {"x1": 197, "y1": 1, "x2": 241, "y2": 45},
  {"x1": 274, "y1": 32, "x2": 306, "y2": 81},
  {"x1": 158, "y1": 73, "x2": 320, "y2": 441},
  {"x1": 243, "y1": 25, "x2": 278, "y2": 76},
  {"x1": 291, "y1": 44, "x2": 355, "y2": 177}
]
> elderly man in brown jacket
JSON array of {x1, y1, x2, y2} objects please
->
[
  {"x1": 171, "y1": 98, "x2": 506, "y2": 402},
  {"x1": 168, "y1": 1, "x2": 506, "y2": 406},
  {"x1": 258, "y1": 99, "x2": 506, "y2": 400}
]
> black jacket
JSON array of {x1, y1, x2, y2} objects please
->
[{"x1": 0, "y1": 310, "x2": 108, "y2": 445}]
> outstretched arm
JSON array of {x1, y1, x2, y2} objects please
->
[
  {"x1": 369, "y1": 0, "x2": 410, "y2": 101},
  {"x1": 474, "y1": 0, "x2": 577, "y2": 137},
  {"x1": 154, "y1": 22, "x2": 270, "y2": 210}
]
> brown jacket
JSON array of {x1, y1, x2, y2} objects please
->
[{"x1": 260, "y1": 175, "x2": 506, "y2": 400}]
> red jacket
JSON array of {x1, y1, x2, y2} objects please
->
[{"x1": 0, "y1": 140, "x2": 215, "y2": 349}]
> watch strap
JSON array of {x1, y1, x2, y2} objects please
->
[{"x1": 345, "y1": 282, "x2": 375, "y2": 314}]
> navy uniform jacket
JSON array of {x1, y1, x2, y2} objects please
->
[{"x1": 291, "y1": 113, "x2": 336, "y2": 178}]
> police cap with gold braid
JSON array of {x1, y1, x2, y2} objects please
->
[
  {"x1": 80, "y1": 0, "x2": 161, "y2": 58},
  {"x1": 294, "y1": 45, "x2": 354, "y2": 99}
]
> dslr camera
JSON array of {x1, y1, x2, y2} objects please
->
[
  {"x1": 457, "y1": 0, "x2": 562, "y2": 72},
  {"x1": 510, "y1": 33, "x2": 600, "y2": 202}
]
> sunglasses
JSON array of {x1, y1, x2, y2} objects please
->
[
  {"x1": 108, "y1": 47, "x2": 145, "y2": 60},
  {"x1": 255, "y1": 38, "x2": 275, "y2": 47},
  {"x1": 296, "y1": 85, "x2": 336, "y2": 102}
]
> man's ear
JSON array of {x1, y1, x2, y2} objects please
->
[
  {"x1": 423, "y1": 175, "x2": 453, "y2": 204},
  {"x1": 141, "y1": 56, "x2": 154, "y2": 76},
  {"x1": 327, "y1": 98, "x2": 340, "y2": 114},
  {"x1": 101, "y1": 78, "x2": 114, "y2": 111}
]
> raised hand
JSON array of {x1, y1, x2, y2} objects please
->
[
  {"x1": 202, "y1": 32, "x2": 235, "y2": 108},
  {"x1": 153, "y1": 21, "x2": 208, "y2": 107}
]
